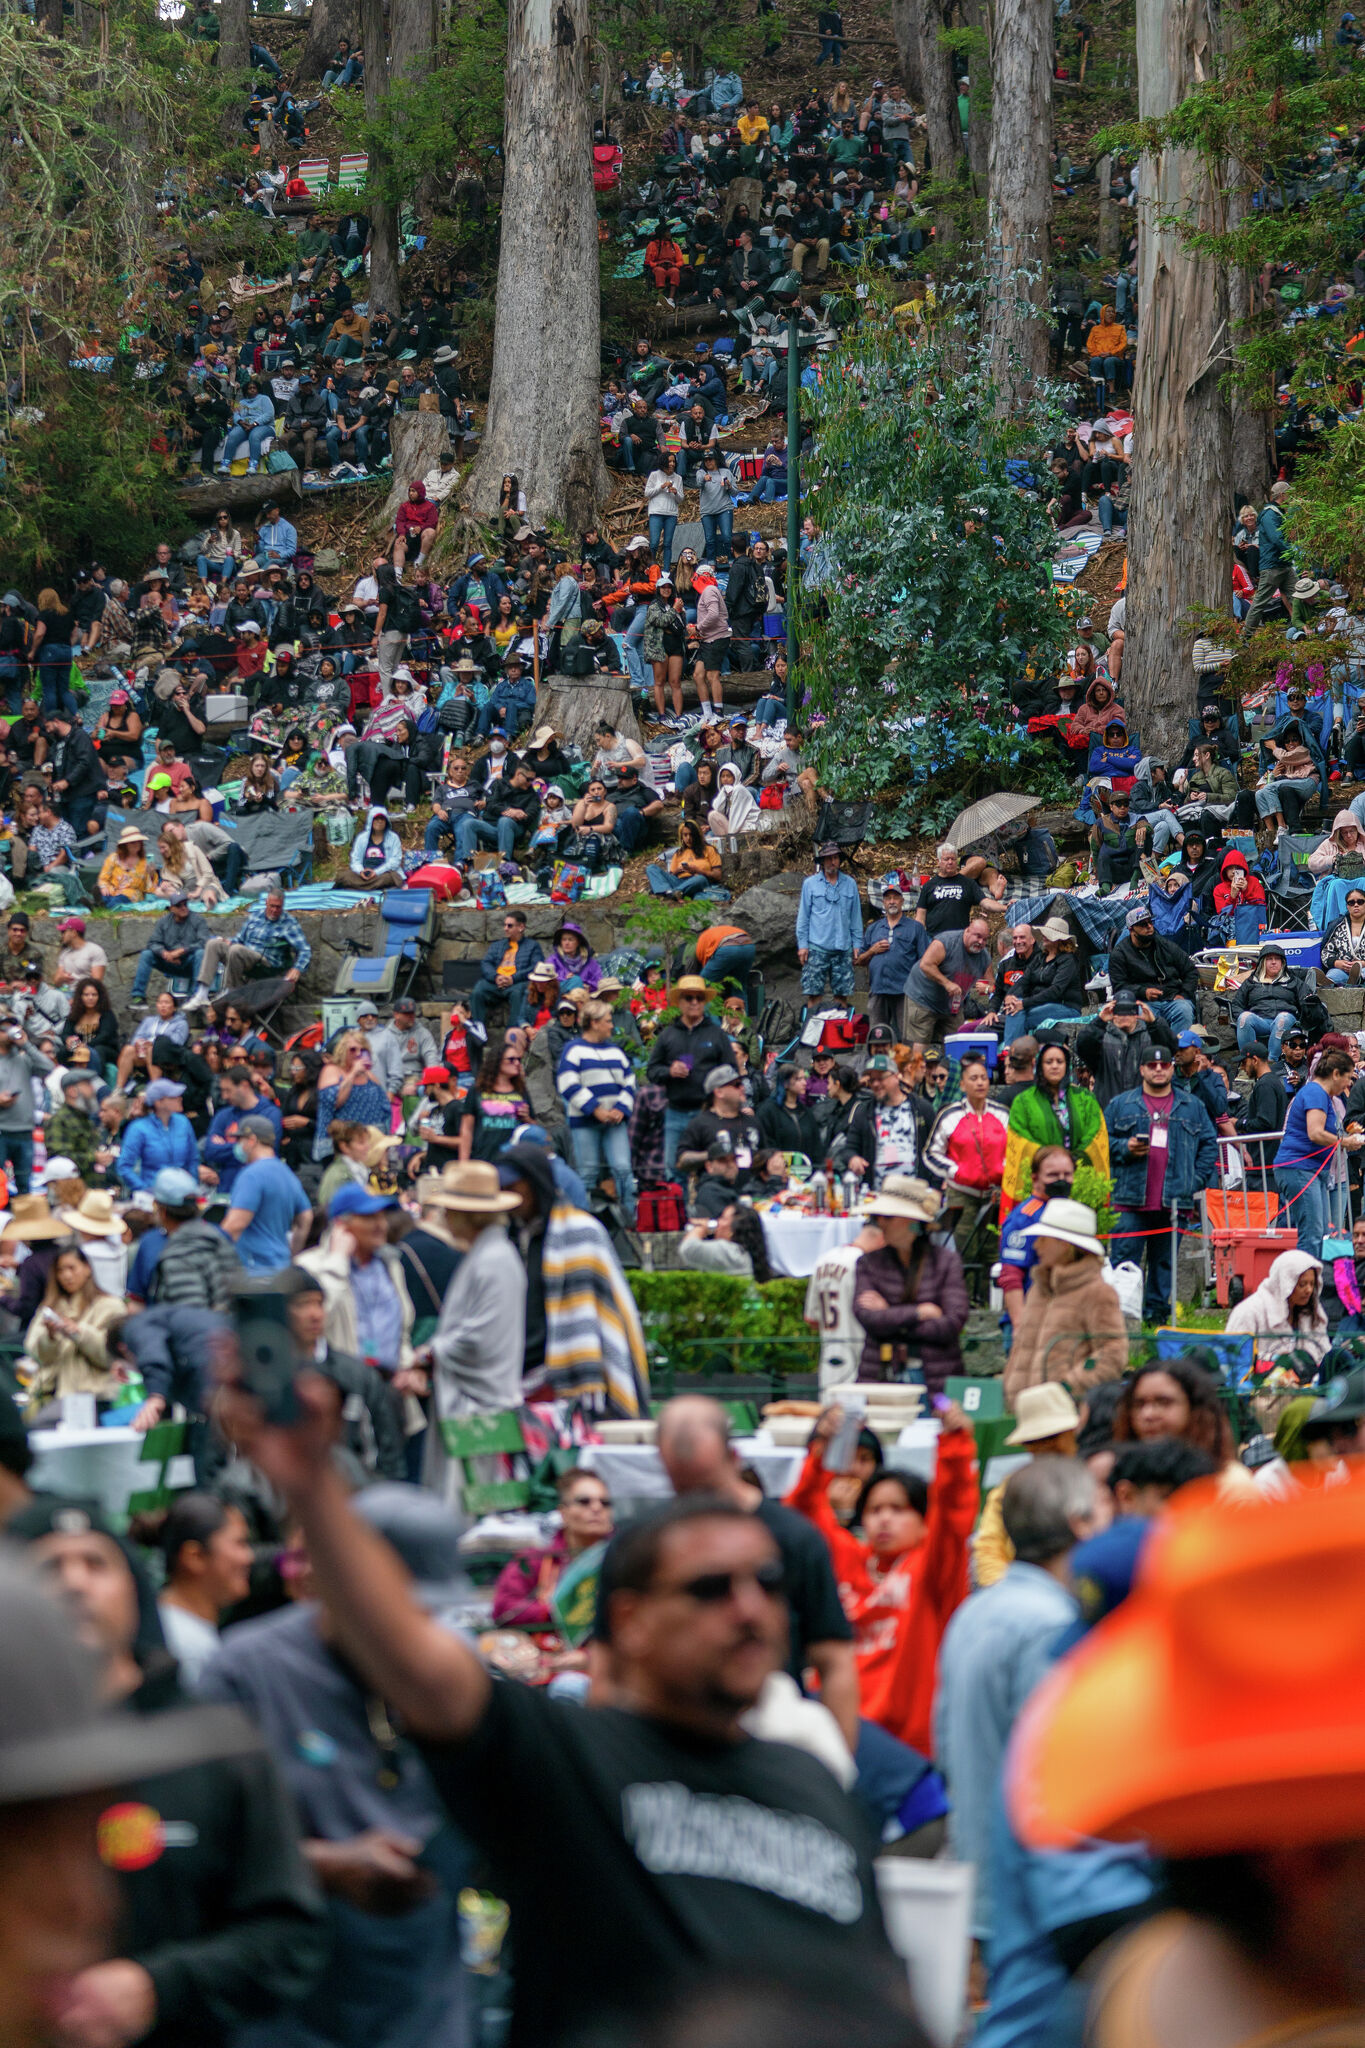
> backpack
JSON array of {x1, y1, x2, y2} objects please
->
[
  {"x1": 636, "y1": 1182, "x2": 686, "y2": 1233},
  {"x1": 438, "y1": 696, "x2": 472, "y2": 733},
  {"x1": 550, "y1": 860, "x2": 586, "y2": 903},
  {"x1": 388, "y1": 584, "x2": 422, "y2": 633},
  {"x1": 473, "y1": 867, "x2": 507, "y2": 908}
]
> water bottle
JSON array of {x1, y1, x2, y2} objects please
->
[
  {"x1": 810, "y1": 1166, "x2": 828, "y2": 1215},
  {"x1": 844, "y1": 1170, "x2": 860, "y2": 1214}
]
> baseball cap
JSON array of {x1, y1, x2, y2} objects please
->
[
  {"x1": 394, "y1": 996, "x2": 416, "y2": 1014},
  {"x1": 1140, "y1": 1046, "x2": 1173, "y2": 1066},
  {"x1": 238, "y1": 1114, "x2": 277, "y2": 1147},
  {"x1": 57, "y1": 917, "x2": 86, "y2": 936},
  {"x1": 705, "y1": 1064, "x2": 741, "y2": 1092},
  {"x1": 865, "y1": 1054, "x2": 893, "y2": 1072},
  {"x1": 152, "y1": 1166, "x2": 201, "y2": 1205},
  {"x1": 144, "y1": 1078, "x2": 186, "y2": 1104},
  {"x1": 422, "y1": 1064, "x2": 452, "y2": 1085},
  {"x1": 1177, "y1": 1029, "x2": 1204, "y2": 1048},
  {"x1": 1112, "y1": 993, "x2": 1139, "y2": 1016},
  {"x1": 328, "y1": 1181, "x2": 399, "y2": 1218},
  {"x1": 1125, "y1": 903, "x2": 1154, "y2": 928}
]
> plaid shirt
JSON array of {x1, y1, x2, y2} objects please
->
[{"x1": 236, "y1": 903, "x2": 312, "y2": 974}]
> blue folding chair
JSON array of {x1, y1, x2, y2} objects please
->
[{"x1": 335, "y1": 889, "x2": 437, "y2": 1003}]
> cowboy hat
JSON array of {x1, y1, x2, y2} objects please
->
[
  {"x1": 1005, "y1": 1381, "x2": 1081, "y2": 1447},
  {"x1": 56, "y1": 1190, "x2": 125, "y2": 1240},
  {"x1": 1008, "y1": 1464, "x2": 1365, "y2": 1855},
  {"x1": 866, "y1": 1174, "x2": 941, "y2": 1224},
  {"x1": 1021, "y1": 1197, "x2": 1104, "y2": 1258},
  {"x1": 1, "y1": 1194, "x2": 72, "y2": 1242},
  {"x1": 1031, "y1": 917, "x2": 1076, "y2": 946},
  {"x1": 360, "y1": 1129, "x2": 401, "y2": 1172},
  {"x1": 423, "y1": 1161, "x2": 520, "y2": 1214}
]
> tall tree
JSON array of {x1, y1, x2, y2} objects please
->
[
  {"x1": 961, "y1": 0, "x2": 991, "y2": 194},
  {"x1": 464, "y1": 0, "x2": 604, "y2": 528},
  {"x1": 218, "y1": 0, "x2": 250, "y2": 140},
  {"x1": 889, "y1": 0, "x2": 924, "y2": 99},
  {"x1": 986, "y1": 0, "x2": 1050, "y2": 408},
  {"x1": 361, "y1": 0, "x2": 401, "y2": 325},
  {"x1": 1227, "y1": 169, "x2": 1272, "y2": 503},
  {"x1": 919, "y1": 0, "x2": 965, "y2": 246},
  {"x1": 1124, "y1": 0, "x2": 1231, "y2": 762},
  {"x1": 301, "y1": 0, "x2": 358, "y2": 81}
]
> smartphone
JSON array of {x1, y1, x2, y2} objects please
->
[
  {"x1": 231, "y1": 1280, "x2": 300, "y2": 1425},
  {"x1": 825, "y1": 1392, "x2": 868, "y2": 1474}
]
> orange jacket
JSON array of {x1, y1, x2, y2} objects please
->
[
  {"x1": 1086, "y1": 321, "x2": 1127, "y2": 358},
  {"x1": 785, "y1": 1426, "x2": 978, "y2": 1752}
]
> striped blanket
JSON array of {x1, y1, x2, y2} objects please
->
[{"x1": 538, "y1": 1202, "x2": 650, "y2": 1418}]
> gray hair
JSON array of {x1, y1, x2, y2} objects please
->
[
  {"x1": 110, "y1": 579, "x2": 129, "y2": 598},
  {"x1": 937, "y1": 842, "x2": 959, "y2": 861},
  {"x1": 1001, "y1": 1457, "x2": 1095, "y2": 1564}
]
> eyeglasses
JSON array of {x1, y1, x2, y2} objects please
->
[
  {"x1": 566, "y1": 1492, "x2": 610, "y2": 1510},
  {"x1": 665, "y1": 1559, "x2": 786, "y2": 1605}
]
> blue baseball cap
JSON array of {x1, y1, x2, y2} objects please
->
[
  {"x1": 152, "y1": 1166, "x2": 200, "y2": 1205},
  {"x1": 1176, "y1": 1029, "x2": 1205, "y2": 1048},
  {"x1": 328, "y1": 1182, "x2": 398, "y2": 1218}
]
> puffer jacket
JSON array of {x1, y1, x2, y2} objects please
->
[{"x1": 1003, "y1": 1255, "x2": 1129, "y2": 1405}]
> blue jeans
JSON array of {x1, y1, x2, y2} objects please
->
[
  {"x1": 197, "y1": 553, "x2": 236, "y2": 584},
  {"x1": 132, "y1": 945, "x2": 204, "y2": 1001},
  {"x1": 707, "y1": 941, "x2": 757, "y2": 1007},
  {"x1": 1002, "y1": 1002, "x2": 1081, "y2": 1043},
  {"x1": 1112, "y1": 1206, "x2": 1174, "y2": 1325},
  {"x1": 663, "y1": 1104, "x2": 693, "y2": 1174},
  {"x1": 455, "y1": 815, "x2": 519, "y2": 861},
  {"x1": 1237, "y1": 1009, "x2": 1296, "y2": 1061},
  {"x1": 1274, "y1": 1164, "x2": 1328, "y2": 1264},
  {"x1": 250, "y1": 40, "x2": 281, "y2": 75},
  {"x1": 425, "y1": 818, "x2": 457, "y2": 855},
  {"x1": 701, "y1": 510, "x2": 734, "y2": 560},
  {"x1": 615, "y1": 809, "x2": 651, "y2": 854},
  {"x1": 475, "y1": 697, "x2": 532, "y2": 740},
  {"x1": 622, "y1": 607, "x2": 649, "y2": 690},
  {"x1": 38, "y1": 649, "x2": 78, "y2": 718},
  {"x1": 817, "y1": 33, "x2": 843, "y2": 60},
  {"x1": 1149, "y1": 997, "x2": 1195, "y2": 1032},
  {"x1": 752, "y1": 693, "x2": 785, "y2": 726},
  {"x1": 1327, "y1": 967, "x2": 1355, "y2": 985},
  {"x1": 325, "y1": 424, "x2": 371, "y2": 467},
  {"x1": 649, "y1": 512, "x2": 678, "y2": 562},
  {"x1": 646, "y1": 862, "x2": 710, "y2": 896},
  {"x1": 0, "y1": 1131, "x2": 34, "y2": 1195},
  {"x1": 757, "y1": 475, "x2": 787, "y2": 502},
  {"x1": 801, "y1": 945, "x2": 854, "y2": 999},
  {"x1": 571, "y1": 1119, "x2": 637, "y2": 1221},
  {"x1": 217, "y1": 842, "x2": 247, "y2": 894},
  {"x1": 223, "y1": 423, "x2": 271, "y2": 465},
  {"x1": 323, "y1": 56, "x2": 361, "y2": 85}
]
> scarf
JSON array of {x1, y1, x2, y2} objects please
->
[
  {"x1": 1002, "y1": 1083, "x2": 1108, "y2": 1212},
  {"x1": 540, "y1": 1199, "x2": 650, "y2": 1417}
]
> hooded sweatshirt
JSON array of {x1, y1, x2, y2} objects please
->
[
  {"x1": 549, "y1": 921, "x2": 602, "y2": 990},
  {"x1": 349, "y1": 804, "x2": 403, "y2": 875},
  {"x1": 1213, "y1": 848, "x2": 1267, "y2": 911},
  {"x1": 1068, "y1": 678, "x2": 1124, "y2": 744},
  {"x1": 1225, "y1": 1248, "x2": 1329, "y2": 1365},
  {"x1": 395, "y1": 479, "x2": 439, "y2": 541},
  {"x1": 1307, "y1": 807, "x2": 1364, "y2": 875}
]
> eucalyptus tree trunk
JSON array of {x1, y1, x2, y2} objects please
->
[
  {"x1": 1228, "y1": 170, "x2": 1273, "y2": 502},
  {"x1": 986, "y1": 0, "x2": 1050, "y2": 407},
  {"x1": 1124, "y1": 0, "x2": 1231, "y2": 763},
  {"x1": 300, "y1": 0, "x2": 359, "y2": 79},
  {"x1": 218, "y1": 0, "x2": 250, "y2": 137},
  {"x1": 361, "y1": 0, "x2": 401, "y2": 324},
  {"x1": 889, "y1": 0, "x2": 924, "y2": 99},
  {"x1": 920, "y1": 0, "x2": 965, "y2": 249},
  {"x1": 962, "y1": 0, "x2": 991, "y2": 194},
  {"x1": 463, "y1": 0, "x2": 605, "y2": 528}
]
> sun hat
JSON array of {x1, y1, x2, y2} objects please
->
[
  {"x1": 0, "y1": 1195, "x2": 67, "y2": 1243},
  {"x1": 55, "y1": 1190, "x2": 125, "y2": 1240},
  {"x1": 528, "y1": 725, "x2": 557, "y2": 750},
  {"x1": 674, "y1": 975, "x2": 710, "y2": 996},
  {"x1": 1008, "y1": 1463, "x2": 1365, "y2": 1855},
  {"x1": 1020, "y1": 1197, "x2": 1105, "y2": 1258},
  {"x1": 329, "y1": 1181, "x2": 398, "y2": 1218},
  {"x1": 144, "y1": 1078, "x2": 187, "y2": 1106},
  {"x1": 117, "y1": 827, "x2": 146, "y2": 848},
  {"x1": 528, "y1": 963, "x2": 559, "y2": 983},
  {"x1": 423, "y1": 1161, "x2": 520, "y2": 1214},
  {"x1": 152, "y1": 1166, "x2": 201, "y2": 1206},
  {"x1": 817, "y1": 840, "x2": 840, "y2": 860},
  {"x1": 1005, "y1": 1382, "x2": 1082, "y2": 1447},
  {"x1": 359, "y1": 1129, "x2": 400, "y2": 1171},
  {"x1": 1293, "y1": 576, "x2": 1323, "y2": 600},
  {"x1": 1032, "y1": 917, "x2": 1075, "y2": 946},
  {"x1": 866, "y1": 1174, "x2": 941, "y2": 1224}
]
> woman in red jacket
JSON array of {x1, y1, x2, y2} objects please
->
[
  {"x1": 786, "y1": 1402, "x2": 978, "y2": 1754},
  {"x1": 393, "y1": 478, "x2": 440, "y2": 576},
  {"x1": 645, "y1": 233, "x2": 685, "y2": 304}
]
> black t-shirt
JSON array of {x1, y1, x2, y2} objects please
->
[
  {"x1": 916, "y1": 875, "x2": 984, "y2": 936},
  {"x1": 419, "y1": 1686, "x2": 894, "y2": 2048},
  {"x1": 679, "y1": 1107, "x2": 762, "y2": 1170},
  {"x1": 753, "y1": 1497, "x2": 854, "y2": 1673}
]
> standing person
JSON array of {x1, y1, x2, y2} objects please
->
[
  {"x1": 222, "y1": 1115, "x2": 313, "y2": 1274},
  {"x1": 804, "y1": 1217, "x2": 887, "y2": 1389},
  {"x1": 0, "y1": 1015, "x2": 53, "y2": 1193},
  {"x1": 855, "y1": 879, "x2": 927, "y2": 1032},
  {"x1": 1105, "y1": 1043, "x2": 1219, "y2": 1323},
  {"x1": 416, "y1": 1162, "x2": 527, "y2": 1502},
  {"x1": 156, "y1": 1493, "x2": 255, "y2": 1686},
  {"x1": 914, "y1": 844, "x2": 987, "y2": 934},
  {"x1": 933, "y1": 1458, "x2": 1101, "y2": 1947},
  {"x1": 644, "y1": 974, "x2": 732, "y2": 1172},
  {"x1": 1076, "y1": 996, "x2": 1179, "y2": 1110},
  {"x1": 653, "y1": 1394, "x2": 859, "y2": 1748},
  {"x1": 852, "y1": 1173, "x2": 970, "y2": 1391},
  {"x1": 644, "y1": 452, "x2": 685, "y2": 561},
  {"x1": 1001, "y1": 1038, "x2": 1110, "y2": 1216},
  {"x1": 556, "y1": 1000, "x2": 637, "y2": 1223},
  {"x1": 925, "y1": 1055, "x2": 1010, "y2": 1253},
  {"x1": 784, "y1": 1396, "x2": 978, "y2": 1750},
  {"x1": 796, "y1": 842, "x2": 863, "y2": 1005},
  {"x1": 216, "y1": 1385, "x2": 911, "y2": 2048},
  {"x1": 902, "y1": 912, "x2": 994, "y2": 1047},
  {"x1": 1001, "y1": 1198, "x2": 1129, "y2": 1405},
  {"x1": 1273, "y1": 1046, "x2": 1363, "y2": 1262},
  {"x1": 997, "y1": 1145, "x2": 1077, "y2": 1342},
  {"x1": 862, "y1": 1053, "x2": 933, "y2": 1184},
  {"x1": 1240, "y1": 479, "x2": 1296, "y2": 637}
]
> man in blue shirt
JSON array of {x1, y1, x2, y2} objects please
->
[
  {"x1": 854, "y1": 879, "x2": 927, "y2": 1032},
  {"x1": 1240, "y1": 480, "x2": 1294, "y2": 638},
  {"x1": 998, "y1": 1145, "x2": 1076, "y2": 1343},
  {"x1": 796, "y1": 841, "x2": 863, "y2": 1004},
  {"x1": 256, "y1": 501, "x2": 299, "y2": 567},
  {"x1": 201, "y1": 1066, "x2": 285, "y2": 1199},
  {"x1": 223, "y1": 1115, "x2": 312, "y2": 1273}
]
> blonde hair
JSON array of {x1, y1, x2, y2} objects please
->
[
  {"x1": 582, "y1": 1000, "x2": 613, "y2": 1030},
  {"x1": 159, "y1": 833, "x2": 187, "y2": 875},
  {"x1": 36, "y1": 588, "x2": 63, "y2": 612}
]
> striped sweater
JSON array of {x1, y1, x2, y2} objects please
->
[{"x1": 556, "y1": 1036, "x2": 637, "y2": 1127}]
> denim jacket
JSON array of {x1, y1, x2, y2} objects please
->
[{"x1": 1104, "y1": 1086, "x2": 1220, "y2": 1209}]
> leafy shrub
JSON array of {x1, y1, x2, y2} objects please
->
[{"x1": 627, "y1": 1271, "x2": 815, "y2": 1377}]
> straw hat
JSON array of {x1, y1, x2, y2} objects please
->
[
  {"x1": 1009, "y1": 1464, "x2": 1365, "y2": 1855},
  {"x1": 360, "y1": 1129, "x2": 401, "y2": 1171},
  {"x1": 1, "y1": 1195, "x2": 70, "y2": 1242},
  {"x1": 1005, "y1": 1382, "x2": 1081, "y2": 1447},
  {"x1": 423, "y1": 1161, "x2": 520, "y2": 1214},
  {"x1": 117, "y1": 827, "x2": 146, "y2": 849},
  {"x1": 1031, "y1": 917, "x2": 1075, "y2": 947},
  {"x1": 1021, "y1": 1197, "x2": 1104, "y2": 1258},
  {"x1": 673, "y1": 975, "x2": 710, "y2": 997},
  {"x1": 57, "y1": 1190, "x2": 125, "y2": 1240},
  {"x1": 865, "y1": 1174, "x2": 941, "y2": 1224}
]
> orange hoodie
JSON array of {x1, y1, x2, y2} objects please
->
[{"x1": 785, "y1": 1426, "x2": 978, "y2": 1753}]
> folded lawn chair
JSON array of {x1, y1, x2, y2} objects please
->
[{"x1": 336, "y1": 889, "x2": 438, "y2": 1004}]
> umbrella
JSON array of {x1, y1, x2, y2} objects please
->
[{"x1": 944, "y1": 792, "x2": 1040, "y2": 850}]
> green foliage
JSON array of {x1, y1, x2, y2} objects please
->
[
  {"x1": 1072, "y1": 1159, "x2": 1116, "y2": 1242},
  {"x1": 0, "y1": 372, "x2": 181, "y2": 581},
  {"x1": 799, "y1": 287, "x2": 1076, "y2": 834},
  {"x1": 623, "y1": 894, "x2": 715, "y2": 972},
  {"x1": 332, "y1": 12, "x2": 506, "y2": 202},
  {"x1": 628, "y1": 1271, "x2": 815, "y2": 1375}
]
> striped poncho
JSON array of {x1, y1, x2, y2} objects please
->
[{"x1": 538, "y1": 1201, "x2": 650, "y2": 1418}]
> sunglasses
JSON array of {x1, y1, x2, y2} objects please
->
[
  {"x1": 1349, "y1": 896, "x2": 1365, "y2": 906},
  {"x1": 566, "y1": 1492, "x2": 610, "y2": 1510},
  {"x1": 667, "y1": 1559, "x2": 786, "y2": 1605}
]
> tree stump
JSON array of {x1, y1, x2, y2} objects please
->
[
  {"x1": 381, "y1": 413, "x2": 452, "y2": 527},
  {"x1": 533, "y1": 672, "x2": 641, "y2": 754}
]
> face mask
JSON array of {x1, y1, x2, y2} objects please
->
[
  {"x1": 1043, "y1": 1178, "x2": 1073, "y2": 1201},
  {"x1": 233, "y1": 1140, "x2": 250, "y2": 1163},
  {"x1": 490, "y1": 741, "x2": 506, "y2": 757}
]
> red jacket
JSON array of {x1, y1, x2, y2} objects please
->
[
  {"x1": 395, "y1": 480, "x2": 439, "y2": 539},
  {"x1": 1213, "y1": 848, "x2": 1266, "y2": 912}
]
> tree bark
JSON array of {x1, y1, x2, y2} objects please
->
[
  {"x1": 920, "y1": 0, "x2": 965, "y2": 246},
  {"x1": 962, "y1": 0, "x2": 991, "y2": 195},
  {"x1": 301, "y1": 0, "x2": 359, "y2": 80},
  {"x1": 361, "y1": 0, "x2": 401, "y2": 324},
  {"x1": 388, "y1": 0, "x2": 437, "y2": 84},
  {"x1": 463, "y1": 0, "x2": 605, "y2": 530},
  {"x1": 1227, "y1": 169, "x2": 1273, "y2": 504},
  {"x1": 533, "y1": 673, "x2": 641, "y2": 754},
  {"x1": 890, "y1": 0, "x2": 925, "y2": 101},
  {"x1": 1096, "y1": 152, "x2": 1118, "y2": 259},
  {"x1": 1125, "y1": 0, "x2": 1231, "y2": 764},
  {"x1": 381, "y1": 412, "x2": 451, "y2": 522},
  {"x1": 36, "y1": 0, "x2": 62, "y2": 37},
  {"x1": 986, "y1": 0, "x2": 1050, "y2": 408},
  {"x1": 218, "y1": 0, "x2": 250, "y2": 138}
]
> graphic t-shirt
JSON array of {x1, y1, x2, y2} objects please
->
[
  {"x1": 419, "y1": 1686, "x2": 895, "y2": 2048},
  {"x1": 917, "y1": 875, "x2": 984, "y2": 936},
  {"x1": 470, "y1": 1085, "x2": 527, "y2": 1162}
]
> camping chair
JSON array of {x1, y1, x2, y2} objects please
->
[
  {"x1": 232, "y1": 807, "x2": 316, "y2": 890},
  {"x1": 439, "y1": 1409, "x2": 530, "y2": 1515},
  {"x1": 125, "y1": 1420, "x2": 188, "y2": 1516},
  {"x1": 1262, "y1": 832, "x2": 1318, "y2": 933},
  {"x1": 336, "y1": 888, "x2": 437, "y2": 1003},
  {"x1": 297, "y1": 158, "x2": 330, "y2": 195},
  {"x1": 337, "y1": 152, "x2": 368, "y2": 191}
]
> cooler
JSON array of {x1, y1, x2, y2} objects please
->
[
  {"x1": 1212, "y1": 1227, "x2": 1297, "y2": 1306},
  {"x1": 1261, "y1": 930, "x2": 1323, "y2": 969},
  {"x1": 944, "y1": 1030, "x2": 1000, "y2": 1071}
]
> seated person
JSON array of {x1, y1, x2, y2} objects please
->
[
  {"x1": 97, "y1": 826, "x2": 153, "y2": 906},
  {"x1": 490, "y1": 1467, "x2": 614, "y2": 1628},
  {"x1": 607, "y1": 761, "x2": 665, "y2": 855},
  {"x1": 340, "y1": 805, "x2": 404, "y2": 892},
  {"x1": 475, "y1": 656, "x2": 536, "y2": 741},
  {"x1": 423, "y1": 756, "x2": 481, "y2": 857},
  {"x1": 114, "y1": 988, "x2": 188, "y2": 1091},
  {"x1": 454, "y1": 761, "x2": 540, "y2": 862}
]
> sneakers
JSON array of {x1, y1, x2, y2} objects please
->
[{"x1": 183, "y1": 988, "x2": 211, "y2": 1016}]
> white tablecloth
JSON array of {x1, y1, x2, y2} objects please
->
[
  {"x1": 28, "y1": 1427, "x2": 193, "y2": 1517},
  {"x1": 760, "y1": 1212, "x2": 864, "y2": 1278},
  {"x1": 580, "y1": 1438, "x2": 807, "y2": 1502}
]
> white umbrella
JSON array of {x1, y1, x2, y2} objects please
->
[{"x1": 944, "y1": 792, "x2": 1041, "y2": 851}]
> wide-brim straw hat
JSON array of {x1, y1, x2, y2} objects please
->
[
  {"x1": 1031, "y1": 917, "x2": 1076, "y2": 947},
  {"x1": 117, "y1": 827, "x2": 146, "y2": 849},
  {"x1": 360, "y1": 1129, "x2": 401, "y2": 1171},
  {"x1": 423, "y1": 1161, "x2": 520, "y2": 1214},
  {"x1": 0, "y1": 1195, "x2": 69, "y2": 1242},
  {"x1": 1006, "y1": 1381, "x2": 1081, "y2": 1446},
  {"x1": 1020, "y1": 1197, "x2": 1104, "y2": 1258},
  {"x1": 865, "y1": 1173, "x2": 941, "y2": 1224},
  {"x1": 57, "y1": 1190, "x2": 125, "y2": 1239}
]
